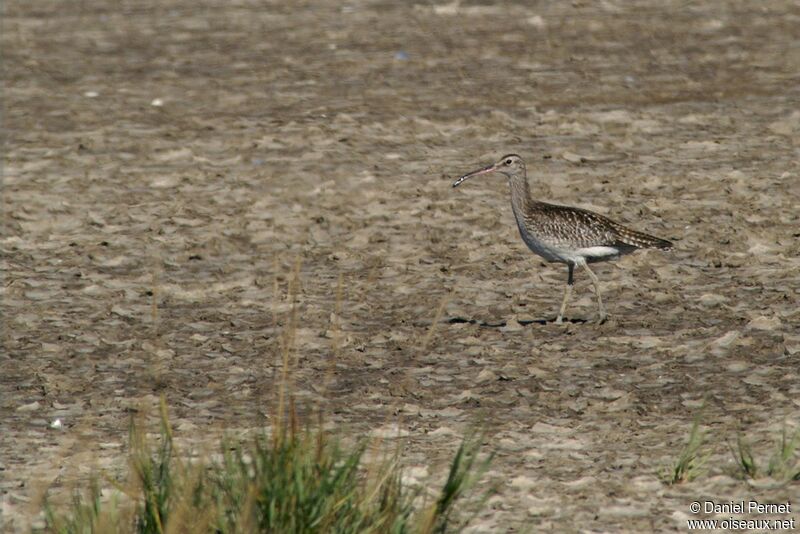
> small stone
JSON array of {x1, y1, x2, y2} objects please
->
[
  {"x1": 784, "y1": 335, "x2": 800, "y2": 355},
  {"x1": 711, "y1": 330, "x2": 739, "y2": 348},
  {"x1": 709, "y1": 330, "x2": 741, "y2": 356},
  {"x1": 726, "y1": 360, "x2": 749, "y2": 372},
  {"x1": 511, "y1": 475, "x2": 537, "y2": 490},
  {"x1": 476, "y1": 368, "x2": 497, "y2": 383},
  {"x1": 592, "y1": 387, "x2": 625, "y2": 400},
  {"x1": 17, "y1": 401, "x2": 41, "y2": 412},
  {"x1": 562, "y1": 476, "x2": 596, "y2": 489},
  {"x1": 500, "y1": 317, "x2": 524, "y2": 332},
  {"x1": 526, "y1": 15, "x2": 546, "y2": 29},
  {"x1": 768, "y1": 110, "x2": 800, "y2": 135},
  {"x1": 111, "y1": 305, "x2": 135, "y2": 318},
  {"x1": 428, "y1": 426, "x2": 458, "y2": 437},
  {"x1": 561, "y1": 151, "x2": 584, "y2": 163},
  {"x1": 526, "y1": 497, "x2": 554, "y2": 516},
  {"x1": 746, "y1": 316, "x2": 781, "y2": 331},
  {"x1": 400, "y1": 403, "x2": 420, "y2": 415},
  {"x1": 370, "y1": 424, "x2": 409, "y2": 439},
  {"x1": 405, "y1": 466, "x2": 428, "y2": 479},
  {"x1": 698, "y1": 293, "x2": 726, "y2": 307}
]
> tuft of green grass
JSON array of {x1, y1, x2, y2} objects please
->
[
  {"x1": 44, "y1": 477, "x2": 125, "y2": 534},
  {"x1": 44, "y1": 398, "x2": 491, "y2": 533},
  {"x1": 766, "y1": 426, "x2": 800, "y2": 481},
  {"x1": 732, "y1": 436, "x2": 758, "y2": 479},
  {"x1": 416, "y1": 433, "x2": 494, "y2": 534},
  {"x1": 730, "y1": 426, "x2": 800, "y2": 483},
  {"x1": 662, "y1": 416, "x2": 709, "y2": 485}
]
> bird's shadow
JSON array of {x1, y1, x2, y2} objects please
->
[{"x1": 446, "y1": 316, "x2": 587, "y2": 327}]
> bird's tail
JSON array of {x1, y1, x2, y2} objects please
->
[{"x1": 616, "y1": 226, "x2": 673, "y2": 250}]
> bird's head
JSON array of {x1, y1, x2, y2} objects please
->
[{"x1": 452, "y1": 154, "x2": 526, "y2": 187}]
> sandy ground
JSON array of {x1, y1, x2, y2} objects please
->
[{"x1": 3, "y1": 0, "x2": 800, "y2": 531}]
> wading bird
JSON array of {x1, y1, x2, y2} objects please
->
[{"x1": 452, "y1": 154, "x2": 672, "y2": 323}]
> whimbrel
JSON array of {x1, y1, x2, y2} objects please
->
[{"x1": 452, "y1": 154, "x2": 672, "y2": 324}]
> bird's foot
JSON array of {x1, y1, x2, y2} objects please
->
[
  {"x1": 555, "y1": 315, "x2": 564, "y2": 325},
  {"x1": 597, "y1": 312, "x2": 608, "y2": 325}
]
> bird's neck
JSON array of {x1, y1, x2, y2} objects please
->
[{"x1": 509, "y1": 174, "x2": 535, "y2": 216}]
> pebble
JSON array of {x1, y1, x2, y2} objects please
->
[
  {"x1": 17, "y1": 401, "x2": 40, "y2": 412},
  {"x1": 746, "y1": 315, "x2": 781, "y2": 331},
  {"x1": 699, "y1": 293, "x2": 727, "y2": 307},
  {"x1": 370, "y1": 424, "x2": 410, "y2": 439},
  {"x1": 475, "y1": 368, "x2": 497, "y2": 383}
]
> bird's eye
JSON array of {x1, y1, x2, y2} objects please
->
[{"x1": 505, "y1": 159, "x2": 512, "y2": 165}]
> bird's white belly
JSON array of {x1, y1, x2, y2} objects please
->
[
  {"x1": 519, "y1": 231, "x2": 565, "y2": 262},
  {"x1": 516, "y1": 220, "x2": 619, "y2": 263},
  {"x1": 523, "y1": 236, "x2": 619, "y2": 263},
  {"x1": 567, "y1": 246, "x2": 621, "y2": 262}
]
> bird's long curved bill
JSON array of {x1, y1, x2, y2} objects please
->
[{"x1": 452, "y1": 163, "x2": 497, "y2": 188}]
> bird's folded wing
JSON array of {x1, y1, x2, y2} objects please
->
[{"x1": 527, "y1": 203, "x2": 672, "y2": 250}]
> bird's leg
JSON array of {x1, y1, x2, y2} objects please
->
[
  {"x1": 555, "y1": 263, "x2": 575, "y2": 324},
  {"x1": 579, "y1": 261, "x2": 607, "y2": 324}
]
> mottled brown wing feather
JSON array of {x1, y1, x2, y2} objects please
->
[
  {"x1": 528, "y1": 202, "x2": 672, "y2": 250},
  {"x1": 609, "y1": 220, "x2": 673, "y2": 250}
]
